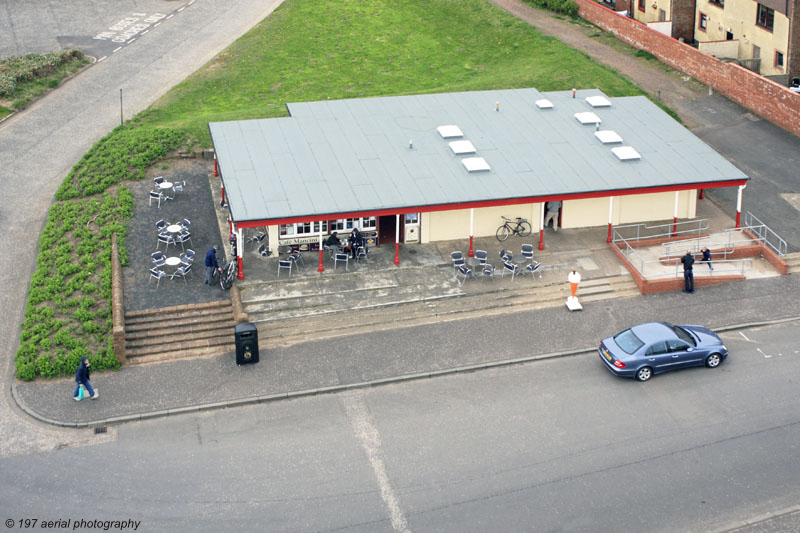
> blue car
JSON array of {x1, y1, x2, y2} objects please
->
[{"x1": 598, "y1": 322, "x2": 728, "y2": 382}]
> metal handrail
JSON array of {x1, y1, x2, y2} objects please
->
[
  {"x1": 612, "y1": 219, "x2": 709, "y2": 243},
  {"x1": 742, "y1": 212, "x2": 787, "y2": 256}
]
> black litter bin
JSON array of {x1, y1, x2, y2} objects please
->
[{"x1": 234, "y1": 322, "x2": 259, "y2": 365}]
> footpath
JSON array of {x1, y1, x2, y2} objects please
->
[{"x1": 12, "y1": 1, "x2": 800, "y2": 428}]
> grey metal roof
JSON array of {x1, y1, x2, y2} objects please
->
[{"x1": 208, "y1": 88, "x2": 748, "y2": 224}]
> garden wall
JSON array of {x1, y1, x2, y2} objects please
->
[{"x1": 576, "y1": 0, "x2": 800, "y2": 137}]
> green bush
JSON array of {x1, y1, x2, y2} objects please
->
[
  {"x1": 524, "y1": 0, "x2": 579, "y2": 17},
  {"x1": 56, "y1": 125, "x2": 185, "y2": 200},
  {"x1": 0, "y1": 49, "x2": 86, "y2": 98}
]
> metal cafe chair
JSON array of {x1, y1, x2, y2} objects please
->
[
  {"x1": 277, "y1": 259, "x2": 293, "y2": 278},
  {"x1": 156, "y1": 232, "x2": 176, "y2": 250},
  {"x1": 456, "y1": 264, "x2": 474, "y2": 286},
  {"x1": 334, "y1": 252, "x2": 349, "y2": 271},
  {"x1": 180, "y1": 249, "x2": 195, "y2": 266},
  {"x1": 170, "y1": 264, "x2": 192, "y2": 283},
  {"x1": 149, "y1": 268, "x2": 167, "y2": 289},
  {"x1": 501, "y1": 260, "x2": 525, "y2": 281},
  {"x1": 175, "y1": 231, "x2": 193, "y2": 251},
  {"x1": 451, "y1": 251, "x2": 465, "y2": 271},
  {"x1": 149, "y1": 190, "x2": 164, "y2": 208},
  {"x1": 474, "y1": 249, "x2": 488, "y2": 265},
  {"x1": 355, "y1": 246, "x2": 368, "y2": 265},
  {"x1": 481, "y1": 263, "x2": 496, "y2": 282},
  {"x1": 521, "y1": 243, "x2": 535, "y2": 263},
  {"x1": 151, "y1": 251, "x2": 167, "y2": 268}
]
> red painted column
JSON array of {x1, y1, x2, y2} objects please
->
[
  {"x1": 672, "y1": 216, "x2": 678, "y2": 237},
  {"x1": 735, "y1": 185, "x2": 744, "y2": 229},
  {"x1": 699, "y1": 188, "x2": 705, "y2": 199},
  {"x1": 236, "y1": 228, "x2": 244, "y2": 280},
  {"x1": 318, "y1": 234, "x2": 324, "y2": 273},
  {"x1": 538, "y1": 202, "x2": 545, "y2": 250},
  {"x1": 606, "y1": 197, "x2": 613, "y2": 243},
  {"x1": 213, "y1": 156, "x2": 218, "y2": 177},
  {"x1": 394, "y1": 214, "x2": 400, "y2": 265},
  {"x1": 607, "y1": 223, "x2": 613, "y2": 243},
  {"x1": 468, "y1": 236, "x2": 474, "y2": 257},
  {"x1": 220, "y1": 184, "x2": 225, "y2": 207}
]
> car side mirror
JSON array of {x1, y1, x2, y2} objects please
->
[{"x1": 687, "y1": 347, "x2": 694, "y2": 352}]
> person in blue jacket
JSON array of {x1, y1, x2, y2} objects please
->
[
  {"x1": 73, "y1": 356, "x2": 98, "y2": 401},
  {"x1": 205, "y1": 245, "x2": 221, "y2": 285}
]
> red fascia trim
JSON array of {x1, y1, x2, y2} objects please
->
[{"x1": 232, "y1": 180, "x2": 747, "y2": 229}]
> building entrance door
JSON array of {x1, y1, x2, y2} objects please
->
[{"x1": 378, "y1": 215, "x2": 403, "y2": 246}]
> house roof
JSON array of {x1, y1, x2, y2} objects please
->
[{"x1": 208, "y1": 88, "x2": 748, "y2": 225}]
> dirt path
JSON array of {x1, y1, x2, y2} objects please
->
[{"x1": 487, "y1": 0, "x2": 709, "y2": 128}]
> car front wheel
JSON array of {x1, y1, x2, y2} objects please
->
[
  {"x1": 635, "y1": 366, "x2": 653, "y2": 382},
  {"x1": 705, "y1": 353, "x2": 722, "y2": 368}
]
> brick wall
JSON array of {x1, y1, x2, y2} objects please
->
[
  {"x1": 576, "y1": 0, "x2": 800, "y2": 137},
  {"x1": 111, "y1": 234, "x2": 126, "y2": 365}
]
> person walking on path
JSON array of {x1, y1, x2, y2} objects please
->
[
  {"x1": 205, "y1": 245, "x2": 221, "y2": 285},
  {"x1": 681, "y1": 250, "x2": 695, "y2": 293},
  {"x1": 73, "y1": 356, "x2": 98, "y2": 401},
  {"x1": 544, "y1": 201, "x2": 561, "y2": 231},
  {"x1": 701, "y1": 247, "x2": 713, "y2": 270}
]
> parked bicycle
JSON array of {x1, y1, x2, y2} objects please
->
[
  {"x1": 496, "y1": 216, "x2": 532, "y2": 241},
  {"x1": 212, "y1": 258, "x2": 237, "y2": 290}
]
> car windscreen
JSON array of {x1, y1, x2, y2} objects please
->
[
  {"x1": 671, "y1": 325, "x2": 697, "y2": 347},
  {"x1": 613, "y1": 329, "x2": 644, "y2": 354}
]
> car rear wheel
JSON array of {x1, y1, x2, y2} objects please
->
[
  {"x1": 705, "y1": 353, "x2": 722, "y2": 368},
  {"x1": 635, "y1": 366, "x2": 653, "y2": 382}
]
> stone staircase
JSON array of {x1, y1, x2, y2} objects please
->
[
  {"x1": 124, "y1": 300, "x2": 236, "y2": 364},
  {"x1": 784, "y1": 252, "x2": 800, "y2": 274},
  {"x1": 240, "y1": 266, "x2": 639, "y2": 347}
]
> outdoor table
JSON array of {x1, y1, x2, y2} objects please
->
[
  {"x1": 166, "y1": 224, "x2": 182, "y2": 234},
  {"x1": 165, "y1": 256, "x2": 182, "y2": 274},
  {"x1": 159, "y1": 181, "x2": 174, "y2": 190}
]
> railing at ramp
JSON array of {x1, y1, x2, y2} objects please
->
[{"x1": 743, "y1": 212, "x2": 787, "y2": 257}]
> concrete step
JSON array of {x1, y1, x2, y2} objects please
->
[
  {"x1": 123, "y1": 300, "x2": 236, "y2": 364},
  {"x1": 126, "y1": 329, "x2": 233, "y2": 357},
  {"x1": 242, "y1": 267, "x2": 463, "y2": 322},
  {"x1": 126, "y1": 343, "x2": 235, "y2": 365},
  {"x1": 784, "y1": 252, "x2": 800, "y2": 274},
  {"x1": 255, "y1": 275, "x2": 638, "y2": 347}
]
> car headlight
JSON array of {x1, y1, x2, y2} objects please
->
[{"x1": 721, "y1": 344, "x2": 727, "y2": 352}]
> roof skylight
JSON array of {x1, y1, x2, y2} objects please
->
[
  {"x1": 449, "y1": 140, "x2": 476, "y2": 155},
  {"x1": 437, "y1": 125, "x2": 463, "y2": 138},
  {"x1": 462, "y1": 157, "x2": 491, "y2": 172}
]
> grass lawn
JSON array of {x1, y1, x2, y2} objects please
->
[{"x1": 142, "y1": 0, "x2": 644, "y2": 144}]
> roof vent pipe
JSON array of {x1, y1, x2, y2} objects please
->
[
  {"x1": 408, "y1": 139, "x2": 413, "y2": 149},
  {"x1": 596, "y1": 122, "x2": 600, "y2": 131},
  {"x1": 496, "y1": 101, "x2": 500, "y2": 112}
]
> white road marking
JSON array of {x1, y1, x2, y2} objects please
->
[
  {"x1": 154, "y1": 22, "x2": 161, "y2": 27},
  {"x1": 166, "y1": 14, "x2": 174, "y2": 19},
  {"x1": 141, "y1": 30, "x2": 149, "y2": 35},
  {"x1": 97, "y1": 56, "x2": 107, "y2": 63},
  {"x1": 128, "y1": 38, "x2": 136, "y2": 43},
  {"x1": 739, "y1": 331, "x2": 751, "y2": 341},
  {"x1": 757, "y1": 348, "x2": 772, "y2": 358},
  {"x1": 113, "y1": 46, "x2": 122, "y2": 53},
  {"x1": 342, "y1": 392, "x2": 409, "y2": 532},
  {"x1": 177, "y1": 6, "x2": 186, "y2": 12}
]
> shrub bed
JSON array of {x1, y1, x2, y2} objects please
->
[
  {"x1": 524, "y1": 0, "x2": 579, "y2": 17},
  {"x1": 16, "y1": 123, "x2": 185, "y2": 381},
  {"x1": 0, "y1": 50, "x2": 90, "y2": 110}
]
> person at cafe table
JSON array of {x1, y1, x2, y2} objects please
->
[
  {"x1": 324, "y1": 231, "x2": 341, "y2": 251},
  {"x1": 347, "y1": 227, "x2": 364, "y2": 259}
]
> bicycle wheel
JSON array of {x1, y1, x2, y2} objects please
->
[
  {"x1": 496, "y1": 224, "x2": 511, "y2": 242},
  {"x1": 518, "y1": 220, "x2": 532, "y2": 237}
]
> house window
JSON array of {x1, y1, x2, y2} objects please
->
[
  {"x1": 726, "y1": 31, "x2": 734, "y2": 40},
  {"x1": 638, "y1": 0, "x2": 645, "y2": 12},
  {"x1": 709, "y1": 0, "x2": 724, "y2": 7},
  {"x1": 698, "y1": 12, "x2": 708, "y2": 31},
  {"x1": 756, "y1": 4, "x2": 774, "y2": 31},
  {"x1": 775, "y1": 51, "x2": 784, "y2": 69}
]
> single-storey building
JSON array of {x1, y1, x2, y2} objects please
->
[{"x1": 208, "y1": 88, "x2": 748, "y2": 278}]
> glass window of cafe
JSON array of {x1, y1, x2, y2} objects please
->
[{"x1": 280, "y1": 217, "x2": 377, "y2": 237}]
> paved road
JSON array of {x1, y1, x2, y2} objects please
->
[
  {"x1": 0, "y1": 0, "x2": 285, "y2": 457},
  {"x1": 2, "y1": 321, "x2": 798, "y2": 531}
]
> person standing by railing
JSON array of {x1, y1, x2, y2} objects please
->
[{"x1": 681, "y1": 250, "x2": 695, "y2": 293}]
